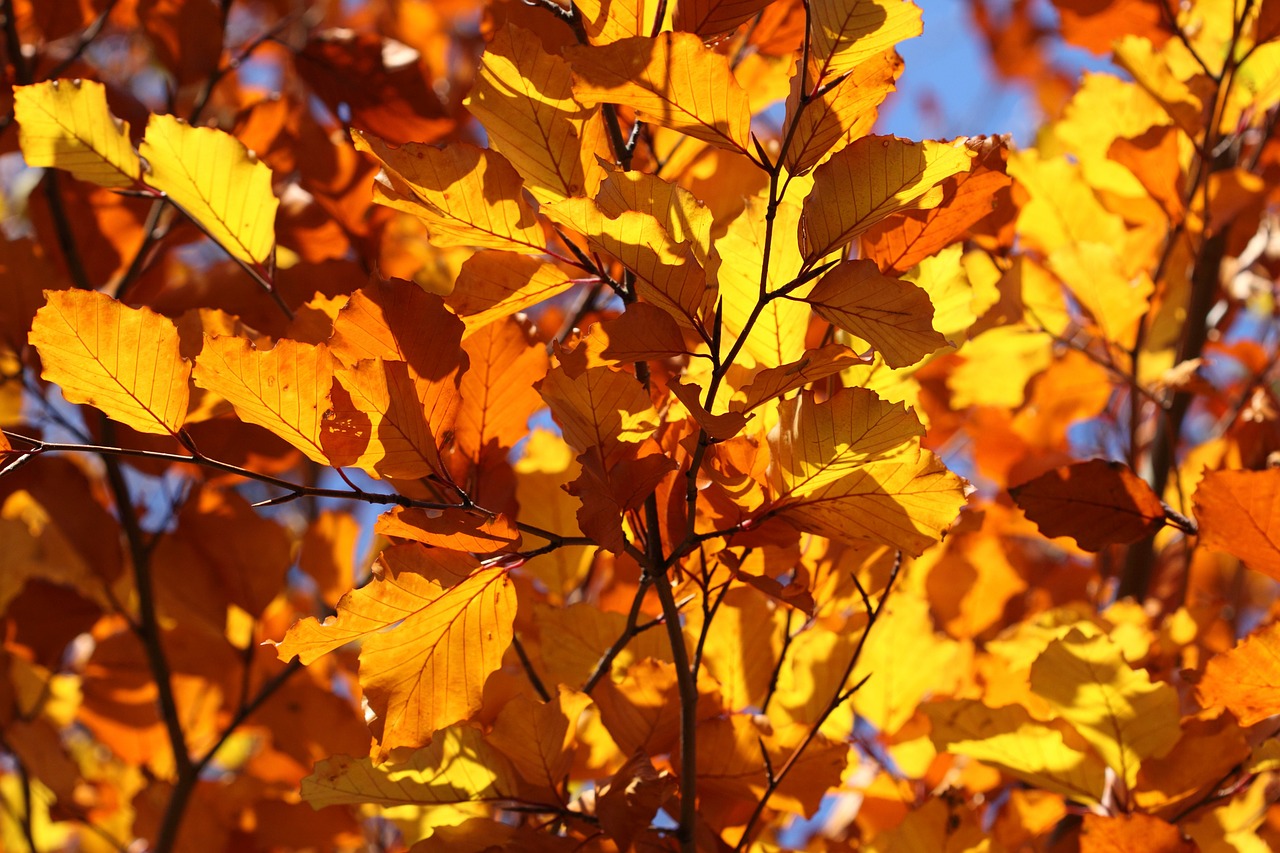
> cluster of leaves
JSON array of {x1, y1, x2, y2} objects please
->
[{"x1": 6, "y1": 0, "x2": 1280, "y2": 850}]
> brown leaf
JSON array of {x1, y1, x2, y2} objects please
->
[{"x1": 1010, "y1": 460, "x2": 1167, "y2": 551}]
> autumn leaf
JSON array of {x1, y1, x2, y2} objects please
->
[
  {"x1": 276, "y1": 544, "x2": 516, "y2": 755},
  {"x1": 14, "y1": 79, "x2": 142, "y2": 188},
  {"x1": 1195, "y1": 621, "x2": 1280, "y2": 726},
  {"x1": 353, "y1": 131, "x2": 547, "y2": 254},
  {"x1": 566, "y1": 33, "x2": 754, "y2": 154},
  {"x1": 30, "y1": 290, "x2": 190, "y2": 436},
  {"x1": 192, "y1": 336, "x2": 333, "y2": 465},
  {"x1": 775, "y1": 446, "x2": 968, "y2": 555},
  {"x1": 810, "y1": 0, "x2": 923, "y2": 85},
  {"x1": 800, "y1": 136, "x2": 973, "y2": 264},
  {"x1": 1194, "y1": 469, "x2": 1280, "y2": 580},
  {"x1": 805, "y1": 259, "x2": 947, "y2": 368},
  {"x1": 736, "y1": 343, "x2": 868, "y2": 411},
  {"x1": 465, "y1": 22, "x2": 599, "y2": 202},
  {"x1": 1080, "y1": 813, "x2": 1195, "y2": 853},
  {"x1": 448, "y1": 253, "x2": 576, "y2": 338},
  {"x1": 1030, "y1": 628, "x2": 1181, "y2": 788},
  {"x1": 782, "y1": 52, "x2": 901, "y2": 176},
  {"x1": 374, "y1": 507, "x2": 520, "y2": 554},
  {"x1": 302, "y1": 725, "x2": 522, "y2": 808},
  {"x1": 140, "y1": 114, "x2": 279, "y2": 266},
  {"x1": 486, "y1": 688, "x2": 592, "y2": 790},
  {"x1": 1011, "y1": 460, "x2": 1168, "y2": 551},
  {"x1": 924, "y1": 699, "x2": 1108, "y2": 805}
]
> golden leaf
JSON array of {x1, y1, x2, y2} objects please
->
[
  {"x1": 277, "y1": 545, "x2": 515, "y2": 755},
  {"x1": 810, "y1": 0, "x2": 923, "y2": 85},
  {"x1": 566, "y1": 33, "x2": 754, "y2": 154},
  {"x1": 1196, "y1": 621, "x2": 1280, "y2": 726},
  {"x1": 30, "y1": 290, "x2": 189, "y2": 436},
  {"x1": 773, "y1": 388, "x2": 924, "y2": 497},
  {"x1": 14, "y1": 79, "x2": 141, "y2": 188},
  {"x1": 486, "y1": 688, "x2": 592, "y2": 790},
  {"x1": 800, "y1": 136, "x2": 973, "y2": 262},
  {"x1": 775, "y1": 446, "x2": 968, "y2": 555},
  {"x1": 464, "y1": 23, "x2": 598, "y2": 202},
  {"x1": 924, "y1": 699, "x2": 1107, "y2": 805},
  {"x1": 805, "y1": 259, "x2": 947, "y2": 368},
  {"x1": 302, "y1": 726, "x2": 520, "y2": 807},
  {"x1": 783, "y1": 52, "x2": 901, "y2": 176},
  {"x1": 192, "y1": 336, "x2": 333, "y2": 465},
  {"x1": 1029, "y1": 629, "x2": 1180, "y2": 788},
  {"x1": 140, "y1": 114, "x2": 278, "y2": 266},
  {"x1": 353, "y1": 131, "x2": 546, "y2": 254}
]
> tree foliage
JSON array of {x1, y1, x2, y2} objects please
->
[{"x1": 3, "y1": 0, "x2": 1280, "y2": 850}]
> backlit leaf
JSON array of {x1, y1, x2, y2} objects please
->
[
  {"x1": 736, "y1": 343, "x2": 867, "y2": 411},
  {"x1": 448, "y1": 253, "x2": 576, "y2": 337},
  {"x1": 783, "y1": 52, "x2": 901, "y2": 176},
  {"x1": 566, "y1": 33, "x2": 754, "y2": 154},
  {"x1": 302, "y1": 725, "x2": 521, "y2": 808},
  {"x1": 924, "y1": 699, "x2": 1107, "y2": 805},
  {"x1": 456, "y1": 317, "x2": 549, "y2": 460},
  {"x1": 1029, "y1": 628, "x2": 1181, "y2": 788},
  {"x1": 486, "y1": 688, "x2": 592, "y2": 789},
  {"x1": 193, "y1": 336, "x2": 333, "y2": 465},
  {"x1": 14, "y1": 79, "x2": 141, "y2": 188},
  {"x1": 1193, "y1": 469, "x2": 1280, "y2": 581},
  {"x1": 800, "y1": 136, "x2": 973, "y2": 262},
  {"x1": 277, "y1": 544, "x2": 515, "y2": 755},
  {"x1": 773, "y1": 388, "x2": 924, "y2": 497},
  {"x1": 1196, "y1": 621, "x2": 1280, "y2": 726},
  {"x1": 374, "y1": 508, "x2": 520, "y2": 554},
  {"x1": 805, "y1": 259, "x2": 947, "y2": 368},
  {"x1": 1011, "y1": 460, "x2": 1167, "y2": 551},
  {"x1": 810, "y1": 0, "x2": 923, "y2": 85},
  {"x1": 353, "y1": 131, "x2": 547, "y2": 254},
  {"x1": 775, "y1": 446, "x2": 968, "y2": 555},
  {"x1": 465, "y1": 23, "x2": 597, "y2": 203},
  {"x1": 30, "y1": 290, "x2": 190, "y2": 436},
  {"x1": 674, "y1": 0, "x2": 773, "y2": 36},
  {"x1": 140, "y1": 114, "x2": 278, "y2": 266}
]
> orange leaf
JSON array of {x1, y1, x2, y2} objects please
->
[
  {"x1": 1080, "y1": 813, "x2": 1194, "y2": 853},
  {"x1": 192, "y1": 336, "x2": 333, "y2": 465},
  {"x1": 374, "y1": 507, "x2": 520, "y2": 554},
  {"x1": 1193, "y1": 469, "x2": 1280, "y2": 580},
  {"x1": 1011, "y1": 460, "x2": 1167, "y2": 551},
  {"x1": 456, "y1": 317, "x2": 549, "y2": 461},
  {"x1": 30, "y1": 290, "x2": 190, "y2": 436},
  {"x1": 486, "y1": 687, "x2": 592, "y2": 790},
  {"x1": 277, "y1": 544, "x2": 515, "y2": 755},
  {"x1": 566, "y1": 33, "x2": 753, "y2": 154},
  {"x1": 805, "y1": 259, "x2": 947, "y2": 368},
  {"x1": 1196, "y1": 622, "x2": 1280, "y2": 726}
]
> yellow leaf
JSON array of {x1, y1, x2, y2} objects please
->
[
  {"x1": 924, "y1": 699, "x2": 1108, "y2": 805},
  {"x1": 14, "y1": 79, "x2": 141, "y2": 188},
  {"x1": 192, "y1": 336, "x2": 333, "y2": 465},
  {"x1": 464, "y1": 23, "x2": 598, "y2": 203},
  {"x1": 1029, "y1": 628, "x2": 1180, "y2": 788},
  {"x1": 851, "y1": 590, "x2": 961, "y2": 734},
  {"x1": 301, "y1": 725, "x2": 520, "y2": 807},
  {"x1": 1005, "y1": 150, "x2": 1126, "y2": 256},
  {"x1": 594, "y1": 166, "x2": 713, "y2": 267},
  {"x1": 544, "y1": 197, "x2": 711, "y2": 330},
  {"x1": 448, "y1": 253, "x2": 576, "y2": 338},
  {"x1": 277, "y1": 545, "x2": 515, "y2": 755},
  {"x1": 775, "y1": 446, "x2": 968, "y2": 555},
  {"x1": 323, "y1": 358, "x2": 451, "y2": 480},
  {"x1": 533, "y1": 601, "x2": 673, "y2": 687},
  {"x1": 514, "y1": 432, "x2": 591, "y2": 602},
  {"x1": 140, "y1": 114, "x2": 278, "y2": 266},
  {"x1": 713, "y1": 196, "x2": 809, "y2": 368},
  {"x1": 683, "y1": 587, "x2": 787, "y2": 711},
  {"x1": 805, "y1": 259, "x2": 947, "y2": 368},
  {"x1": 486, "y1": 688, "x2": 592, "y2": 790},
  {"x1": 353, "y1": 131, "x2": 546, "y2": 254},
  {"x1": 576, "y1": 0, "x2": 661, "y2": 43},
  {"x1": 1047, "y1": 242, "x2": 1153, "y2": 349},
  {"x1": 773, "y1": 387, "x2": 924, "y2": 497},
  {"x1": 800, "y1": 136, "x2": 973, "y2": 262},
  {"x1": 538, "y1": 363, "x2": 660, "y2": 460},
  {"x1": 783, "y1": 52, "x2": 902, "y2": 176},
  {"x1": 30, "y1": 290, "x2": 189, "y2": 436},
  {"x1": 566, "y1": 32, "x2": 754, "y2": 154},
  {"x1": 947, "y1": 326, "x2": 1053, "y2": 409},
  {"x1": 375, "y1": 508, "x2": 520, "y2": 554},
  {"x1": 810, "y1": 0, "x2": 923, "y2": 86}
]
